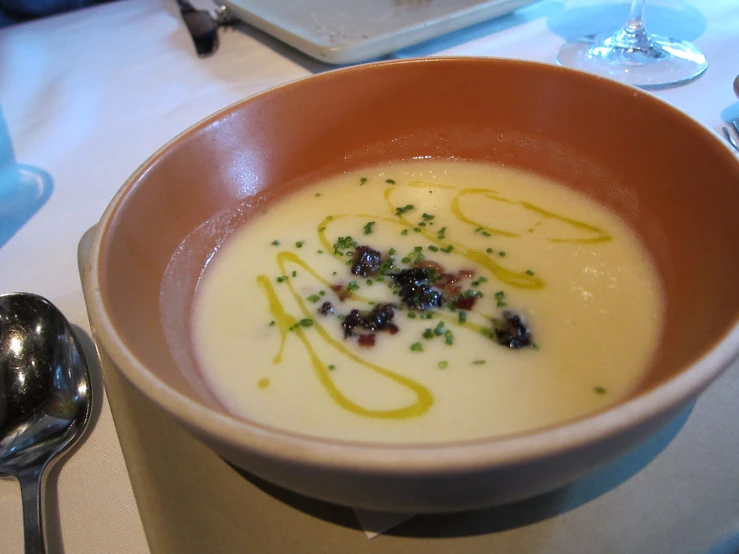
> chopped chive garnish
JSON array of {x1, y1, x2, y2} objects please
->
[
  {"x1": 388, "y1": 248, "x2": 396, "y2": 255},
  {"x1": 401, "y1": 256, "x2": 411, "y2": 263},
  {"x1": 486, "y1": 248, "x2": 493, "y2": 254},
  {"x1": 317, "y1": 250, "x2": 324, "y2": 254},
  {"x1": 295, "y1": 241, "x2": 304, "y2": 248},
  {"x1": 328, "y1": 364, "x2": 336, "y2": 370},
  {"x1": 366, "y1": 279, "x2": 373, "y2": 285},
  {"x1": 395, "y1": 204, "x2": 414, "y2": 216},
  {"x1": 271, "y1": 240, "x2": 280, "y2": 246},
  {"x1": 525, "y1": 269, "x2": 535, "y2": 275},
  {"x1": 315, "y1": 193, "x2": 321, "y2": 197},
  {"x1": 423, "y1": 328, "x2": 434, "y2": 339},
  {"x1": 307, "y1": 294, "x2": 321, "y2": 303},
  {"x1": 320, "y1": 290, "x2": 325, "y2": 296},
  {"x1": 363, "y1": 221, "x2": 375, "y2": 235},
  {"x1": 441, "y1": 245, "x2": 453, "y2": 253},
  {"x1": 401, "y1": 229, "x2": 409, "y2": 235},
  {"x1": 472, "y1": 360, "x2": 485, "y2": 365},
  {"x1": 434, "y1": 321, "x2": 445, "y2": 335},
  {"x1": 386, "y1": 178, "x2": 396, "y2": 184},
  {"x1": 422, "y1": 213, "x2": 435, "y2": 221},
  {"x1": 318, "y1": 227, "x2": 326, "y2": 232},
  {"x1": 594, "y1": 386, "x2": 607, "y2": 394},
  {"x1": 418, "y1": 221, "x2": 426, "y2": 227},
  {"x1": 413, "y1": 227, "x2": 422, "y2": 233},
  {"x1": 444, "y1": 329, "x2": 454, "y2": 345},
  {"x1": 420, "y1": 312, "x2": 434, "y2": 320},
  {"x1": 360, "y1": 177, "x2": 367, "y2": 185},
  {"x1": 438, "y1": 361, "x2": 448, "y2": 369},
  {"x1": 437, "y1": 227, "x2": 446, "y2": 240},
  {"x1": 347, "y1": 281, "x2": 359, "y2": 291},
  {"x1": 269, "y1": 320, "x2": 276, "y2": 326},
  {"x1": 499, "y1": 251, "x2": 506, "y2": 257},
  {"x1": 333, "y1": 235, "x2": 356, "y2": 254},
  {"x1": 458, "y1": 311, "x2": 467, "y2": 323},
  {"x1": 410, "y1": 341, "x2": 424, "y2": 352},
  {"x1": 299, "y1": 318, "x2": 313, "y2": 327},
  {"x1": 428, "y1": 245, "x2": 439, "y2": 252},
  {"x1": 407, "y1": 312, "x2": 417, "y2": 319},
  {"x1": 326, "y1": 216, "x2": 333, "y2": 220},
  {"x1": 292, "y1": 270, "x2": 297, "y2": 277}
]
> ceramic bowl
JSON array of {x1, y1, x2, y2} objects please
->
[{"x1": 84, "y1": 58, "x2": 739, "y2": 513}]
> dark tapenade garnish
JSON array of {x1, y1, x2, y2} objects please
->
[
  {"x1": 318, "y1": 301, "x2": 334, "y2": 316},
  {"x1": 342, "y1": 303, "x2": 398, "y2": 339},
  {"x1": 389, "y1": 268, "x2": 444, "y2": 311},
  {"x1": 491, "y1": 310, "x2": 532, "y2": 349},
  {"x1": 351, "y1": 245, "x2": 382, "y2": 277}
]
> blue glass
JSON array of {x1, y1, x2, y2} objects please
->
[{"x1": 0, "y1": 108, "x2": 53, "y2": 249}]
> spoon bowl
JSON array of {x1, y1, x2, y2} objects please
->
[{"x1": 0, "y1": 292, "x2": 92, "y2": 554}]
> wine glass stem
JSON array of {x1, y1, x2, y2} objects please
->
[
  {"x1": 626, "y1": 0, "x2": 646, "y2": 31},
  {"x1": 610, "y1": 0, "x2": 652, "y2": 52}
]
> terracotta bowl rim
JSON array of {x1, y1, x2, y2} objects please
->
[{"x1": 85, "y1": 57, "x2": 739, "y2": 474}]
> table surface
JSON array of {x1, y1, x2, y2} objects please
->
[{"x1": 1, "y1": 0, "x2": 738, "y2": 552}]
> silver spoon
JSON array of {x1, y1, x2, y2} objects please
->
[{"x1": 0, "y1": 293, "x2": 93, "y2": 554}]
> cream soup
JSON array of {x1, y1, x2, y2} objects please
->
[{"x1": 191, "y1": 161, "x2": 663, "y2": 443}]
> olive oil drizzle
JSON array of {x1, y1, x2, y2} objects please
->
[
  {"x1": 384, "y1": 184, "x2": 544, "y2": 289},
  {"x1": 519, "y1": 201, "x2": 611, "y2": 243},
  {"x1": 258, "y1": 259, "x2": 433, "y2": 419},
  {"x1": 451, "y1": 188, "x2": 520, "y2": 237}
]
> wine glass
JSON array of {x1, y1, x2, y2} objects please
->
[{"x1": 556, "y1": 0, "x2": 707, "y2": 89}]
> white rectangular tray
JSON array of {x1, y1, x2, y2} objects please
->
[{"x1": 222, "y1": 0, "x2": 540, "y2": 65}]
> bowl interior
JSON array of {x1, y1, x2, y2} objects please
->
[{"x1": 97, "y1": 58, "x2": 739, "y2": 439}]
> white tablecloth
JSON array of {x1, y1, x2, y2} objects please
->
[{"x1": 0, "y1": 0, "x2": 737, "y2": 552}]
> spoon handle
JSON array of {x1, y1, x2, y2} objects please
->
[{"x1": 18, "y1": 466, "x2": 46, "y2": 554}]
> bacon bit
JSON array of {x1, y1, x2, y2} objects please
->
[
  {"x1": 415, "y1": 260, "x2": 442, "y2": 272},
  {"x1": 387, "y1": 323, "x2": 399, "y2": 335},
  {"x1": 357, "y1": 334, "x2": 376, "y2": 347},
  {"x1": 454, "y1": 296, "x2": 477, "y2": 311},
  {"x1": 331, "y1": 284, "x2": 349, "y2": 301},
  {"x1": 437, "y1": 269, "x2": 475, "y2": 289},
  {"x1": 415, "y1": 260, "x2": 475, "y2": 293}
]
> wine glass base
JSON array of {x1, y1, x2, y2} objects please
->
[{"x1": 556, "y1": 32, "x2": 708, "y2": 90}]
